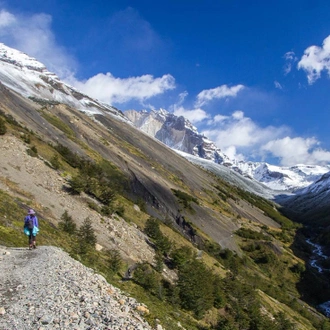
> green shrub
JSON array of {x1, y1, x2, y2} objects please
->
[
  {"x1": 26, "y1": 145, "x2": 38, "y2": 157},
  {"x1": 171, "y1": 189, "x2": 199, "y2": 209},
  {"x1": 170, "y1": 246, "x2": 195, "y2": 269},
  {"x1": 235, "y1": 227, "x2": 270, "y2": 240},
  {"x1": 21, "y1": 133, "x2": 31, "y2": 144},
  {"x1": 50, "y1": 154, "x2": 61, "y2": 170},
  {"x1": 133, "y1": 262, "x2": 162, "y2": 296},
  {"x1": 177, "y1": 259, "x2": 214, "y2": 319},
  {"x1": 145, "y1": 217, "x2": 171, "y2": 255}
]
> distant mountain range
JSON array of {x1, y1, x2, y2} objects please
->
[{"x1": 125, "y1": 109, "x2": 330, "y2": 193}]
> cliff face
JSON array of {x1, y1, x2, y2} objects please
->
[{"x1": 125, "y1": 109, "x2": 229, "y2": 162}]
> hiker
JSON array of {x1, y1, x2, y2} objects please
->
[{"x1": 24, "y1": 209, "x2": 39, "y2": 249}]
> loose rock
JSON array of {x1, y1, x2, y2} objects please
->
[{"x1": 0, "y1": 246, "x2": 156, "y2": 329}]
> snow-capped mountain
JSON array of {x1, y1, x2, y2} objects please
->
[
  {"x1": 276, "y1": 171, "x2": 330, "y2": 224},
  {"x1": 0, "y1": 43, "x2": 127, "y2": 121},
  {"x1": 125, "y1": 109, "x2": 232, "y2": 163},
  {"x1": 125, "y1": 109, "x2": 330, "y2": 192},
  {"x1": 1, "y1": 42, "x2": 329, "y2": 194}
]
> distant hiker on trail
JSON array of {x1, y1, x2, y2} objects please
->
[{"x1": 24, "y1": 209, "x2": 39, "y2": 250}]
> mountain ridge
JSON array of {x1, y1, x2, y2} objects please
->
[{"x1": 125, "y1": 109, "x2": 330, "y2": 193}]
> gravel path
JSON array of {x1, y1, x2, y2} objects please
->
[{"x1": 0, "y1": 246, "x2": 155, "y2": 330}]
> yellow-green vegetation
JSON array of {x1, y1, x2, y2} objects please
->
[
  {"x1": 172, "y1": 188, "x2": 199, "y2": 211},
  {"x1": 40, "y1": 110, "x2": 75, "y2": 138}
]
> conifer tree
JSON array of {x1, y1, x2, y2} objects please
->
[
  {"x1": 177, "y1": 259, "x2": 214, "y2": 319},
  {"x1": 77, "y1": 217, "x2": 97, "y2": 254},
  {"x1": 107, "y1": 249, "x2": 122, "y2": 273},
  {"x1": 0, "y1": 117, "x2": 6, "y2": 135},
  {"x1": 59, "y1": 210, "x2": 76, "y2": 235}
]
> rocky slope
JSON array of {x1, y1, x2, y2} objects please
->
[
  {"x1": 0, "y1": 246, "x2": 155, "y2": 330},
  {"x1": 0, "y1": 134, "x2": 155, "y2": 265}
]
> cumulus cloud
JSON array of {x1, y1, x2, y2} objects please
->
[
  {"x1": 195, "y1": 84, "x2": 245, "y2": 107},
  {"x1": 69, "y1": 73, "x2": 175, "y2": 104},
  {"x1": 200, "y1": 109, "x2": 330, "y2": 165},
  {"x1": 202, "y1": 111, "x2": 290, "y2": 161},
  {"x1": 168, "y1": 91, "x2": 209, "y2": 124},
  {"x1": 173, "y1": 107, "x2": 209, "y2": 124},
  {"x1": 298, "y1": 35, "x2": 330, "y2": 84},
  {"x1": 262, "y1": 137, "x2": 330, "y2": 166}
]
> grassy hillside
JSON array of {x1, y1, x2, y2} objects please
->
[{"x1": 0, "y1": 98, "x2": 329, "y2": 329}]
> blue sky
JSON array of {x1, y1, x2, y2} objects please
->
[{"x1": 1, "y1": 0, "x2": 330, "y2": 166}]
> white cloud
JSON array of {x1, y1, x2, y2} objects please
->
[
  {"x1": 168, "y1": 91, "x2": 209, "y2": 124},
  {"x1": 201, "y1": 110, "x2": 330, "y2": 165},
  {"x1": 0, "y1": 8, "x2": 176, "y2": 105},
  {"x1": 274, "y1": 81, "x2": 283, "y2": 89},
  {"x1": 0, "y1": 9, "x2": 76, "y2": 78},
  {"x1": 262, "y1": 136, "x2": 330, "y2": 166},
  {"x1": 298, "y1": 35, "x2": 330, "y2": 84},
  {"x1": 173, "y1": 106, "x2": 209, "y2": 124},
  {"x1": 283, "y1": 51, "x2": 297, "y2": 75},
  {"x1": 195, "y1": 84, "x2": 245, "y2": 107},
  {"x1": 0, "y1": 9, "x2": 16, "y2": 27},
  {"x1": 69, "y1": 73, "x2": 175, "y2": 104},
  {"x1": 202, "y1": 111, "x2": 290, "y2": 161}
]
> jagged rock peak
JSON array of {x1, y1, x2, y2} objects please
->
[{"x1": 125, "y1": 108, "x2": 230, "y2": 164}]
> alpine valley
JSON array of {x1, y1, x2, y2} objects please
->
[{"x1": 1, "y1": 42, "x2": 330, "y2": 329}]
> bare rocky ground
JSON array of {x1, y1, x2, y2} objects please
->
[{"x1": 0, "y1": 245, "x2": 157, "y2": 330}]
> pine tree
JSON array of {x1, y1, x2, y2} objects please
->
[
  {"x1": 77, "y1": 217, "x2": 97, "y2": 254},
  {"x1": 59, "y1": 210, "x2": 76, "y2": 235},
  {"x1": 107, "y1": 249, "x2": 122, "y2": 273},
  {"x1": 0, "y1": 117, "x2": 7, "y2": 135},
  {"x1": 177, "y1": 259, "x2": 214, "y2": 319}
]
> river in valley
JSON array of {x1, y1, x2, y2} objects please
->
[{"x1": 306, "y1": 239, "x2": 330, "y2": 317}]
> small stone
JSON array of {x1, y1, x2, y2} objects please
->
[
  {"x1": 40, "y1": 315, "x2": 53, "y2": 325},
  {"x1": 70, "y1": 312, "x2": 79, "y2": 320},
  {"x1": 0, "y1": 307, "x2": 6, "y2": 315},
  {"x1": 136, "y1": 305, "x2": 149, "y2": 315}
]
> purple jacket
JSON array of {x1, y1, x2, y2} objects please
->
[{"x1": 24, "y1": 215, "x2": 39, "y2": 228}]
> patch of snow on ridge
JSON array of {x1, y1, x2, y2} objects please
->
[
  {"x1": 0, "y1": 43, "x2": 128, "y2": 120},
  {"x1": 174, "y1": 150, "x2": 283, "y2": 199},
  {"x1": 0, "y1": 43, "x2": 47, "y2": 72}
]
